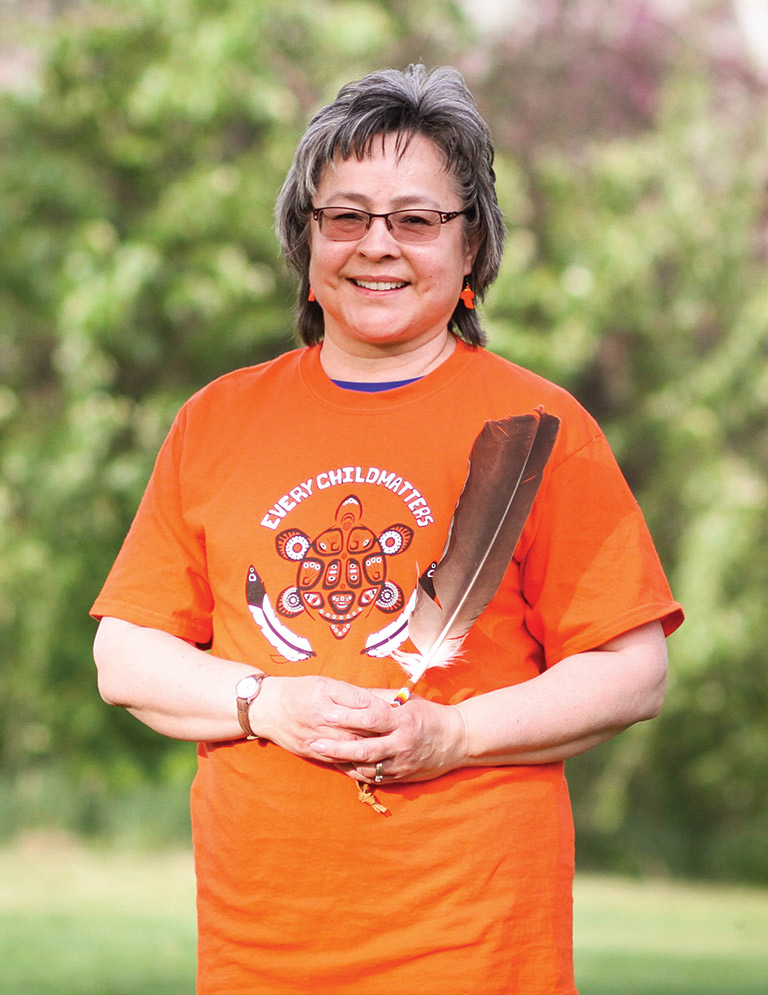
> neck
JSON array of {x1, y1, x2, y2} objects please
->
[{"x1": 319, "y1": 332, "x2": 456, "y2": 383}]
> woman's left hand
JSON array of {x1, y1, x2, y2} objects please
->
[
  {"x1": 310, "y1": 621, "x2": 670, "y2": 782},
  {"x1": 308, "y1": 693, "x2": 468, "y2": 784}
]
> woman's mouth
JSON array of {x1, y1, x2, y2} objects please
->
[{"x1": 351, "y1": 279, "x2": 409, "y2": 291}]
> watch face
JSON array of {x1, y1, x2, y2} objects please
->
[{"x1": 236, "y1": 675, "x2": 259, "y2": 699}]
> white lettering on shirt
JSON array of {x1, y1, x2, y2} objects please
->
[{"x1": 260, "y1": 466, "x2": 435, "y2": 529}]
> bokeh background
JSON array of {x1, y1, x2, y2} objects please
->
[{"x1": 1, "y1": 0, "x2": 766, "y2": 900}]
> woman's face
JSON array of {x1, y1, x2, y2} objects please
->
[{"x1": 308, "y1": 133, "x2": 476, "y2": 360}]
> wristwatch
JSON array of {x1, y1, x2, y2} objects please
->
[{"x1": 235, "y1": 673, "x2": 268, "y2": 740}]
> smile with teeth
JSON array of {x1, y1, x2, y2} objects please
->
[{"x1": 352, "y1": 279, "x2": 409, "y2": 291}]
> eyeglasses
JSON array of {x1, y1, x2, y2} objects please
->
[{"x1": 311, "y1": 206, "x2": 470, "y2": 243}]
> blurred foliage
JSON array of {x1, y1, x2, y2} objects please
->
[
  {"x1": 473, "y1": 1, "x2": 768, "y2": 881},
  {"x1": 1, "y1": 0, "x2": 766, "y2": 881}
]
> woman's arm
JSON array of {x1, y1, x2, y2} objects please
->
[
  {"x1": 309, "y1": 620, "x2": 669, "y2": 782},
  {"x1": 95, "y1": 616, "x2": 668, "y2": 779},
  {"x1": 456, "y1": 620, "x2": 668, "y2": 765},
  {"x1": 93, "y1": 616, "x2": 386, "y2": 751},
  {"x1": 94, "y1": 616, "x2": 258, "y2": 741}
]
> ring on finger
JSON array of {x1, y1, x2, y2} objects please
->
[{"x1": 374, "y1": 762, "x2": 384, "y2": 783}]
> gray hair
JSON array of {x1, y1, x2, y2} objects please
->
[{"x1": 275, "y1": 64, "x2": 506, "y2": 346}]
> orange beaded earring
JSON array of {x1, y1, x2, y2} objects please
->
[
  {"x1": 459, "y1": 281, "x2": 475, "y2": 310},
  {"x1": 308, "y1": 287, "x2": 316, "y2": 302}
]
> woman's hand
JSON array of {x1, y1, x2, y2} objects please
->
[
  {"x1": 94, "y1": 617, "x2": 407, "y2": 754},
  {"x1": 304, "y1": 693, "x2": 469, "y2": 784},
  {"x1": 296, "y1": 620, "x2": 669, "y2": 781},
  {"x1": 249, "y1": 675, "x2": 397, "y2": 762}
]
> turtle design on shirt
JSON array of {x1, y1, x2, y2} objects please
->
[{"x1": 274, "y1": 494, "x2": 413, "y2": 640}]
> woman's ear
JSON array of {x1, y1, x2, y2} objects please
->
[{"x1": 462, "y1": 233, "x2": 479, "y2": 276}]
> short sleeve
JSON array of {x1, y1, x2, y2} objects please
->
[
  {"x1": 519, "y1": 428, "x2": 683, "y2": 665},
  {"x1": 90, "y1": 405, "x2": 214, "y2": 644}
]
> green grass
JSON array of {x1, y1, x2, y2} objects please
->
[
  {"x1": 574, "y1": 875, "x2": 768, "y2": 994},
  {"x1": 1, "y1": 838, "x2": 767, "y2": 994},
  {"x1": 0, "y1": 836, "x2": 196, "y2": 995}
]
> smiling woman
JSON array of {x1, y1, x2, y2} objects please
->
[
  {"x1": 91, "y1": 65, "x2": 682, "y2": 995},
  {"x1": 307, "y1": 133, "x2": 476, "y2": 373},
  {"x1": 276, "y1": 66, "x2": 506, "y2": 350}
]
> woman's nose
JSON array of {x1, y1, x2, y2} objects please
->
[{"x1": 357, "y1": 216, "x2": 402, "y2": 255}]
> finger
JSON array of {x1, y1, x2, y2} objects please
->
[
  {"x1": 309, "y1": 732, "x2": 396, "y2": 765},
  {"x1": 369, "y1": 688, "x2": 398, "y2": 703},
  {"x1": 349, "y1": 766, "x2": 392, "y2": 784},
  {"x1": 321, "y1": 699, "x2": 397, "y2": 736},
  {"x1": 341, "y1": 756, "x2": 397, "y2": 783},
  {"x1": 326, "y1": 682, "x2": 377, "y2": 710}
]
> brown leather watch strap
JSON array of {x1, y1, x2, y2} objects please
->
[{"x1": 235, "y1": 673, "x2": 268, "y2": 739}]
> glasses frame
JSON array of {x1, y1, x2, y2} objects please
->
[{"x1": 311, "y1": 206, "x2": 470, "y2": 243}]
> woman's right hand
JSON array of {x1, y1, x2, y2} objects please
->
[
  {"x1": 94, "y1": 617, "x2": 393, "y2": 757},
  {"x1": 249, "y1": 675, "x2": 393, "y2": 762}
]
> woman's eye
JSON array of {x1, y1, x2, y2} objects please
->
[
  {"x1": 333, "y1": 211, "x2": 366, "y2": 222},
  {"x1": 400, "y1": 213, "x2": 432, "y2": 226}
]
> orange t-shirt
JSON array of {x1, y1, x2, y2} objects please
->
[{"x1": 92, "y1": 342, "x2": 682, "y2": 995}]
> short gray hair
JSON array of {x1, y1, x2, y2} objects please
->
[{"x1": 275, "y1": 64, "x2": 506, "y2": 346}]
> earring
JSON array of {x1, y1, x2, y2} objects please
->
[
  {"x1": 308, "y1": 287, "x2": 316, "y2": 302},
  {"x1": 460, "y1": 281, "x2": 475, "y2": 310}
]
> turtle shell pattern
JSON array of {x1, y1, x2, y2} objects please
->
[{"x1": 275, "y1": 494, "x2": 413, "y2": 640}]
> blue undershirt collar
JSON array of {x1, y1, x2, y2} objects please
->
[{"x1": 331, "y1": 377, "x2": 423, "y2": 393}]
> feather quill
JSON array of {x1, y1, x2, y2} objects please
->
[{"x1": 393, "y1": 409, "x2": 560, "y2": 688}]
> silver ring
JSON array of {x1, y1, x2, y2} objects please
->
[{"x1": 374, "y1": 762, "x2": 384, "y2": 783}]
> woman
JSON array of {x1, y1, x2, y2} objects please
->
[{"x1": 92, "y1": 65, "x2": 683, "y2": 994}]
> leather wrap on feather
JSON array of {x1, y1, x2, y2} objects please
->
[{"x1": 393, "y1": 409, "x2": 560, "y2": 686}]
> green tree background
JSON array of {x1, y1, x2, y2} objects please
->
[{"x1": 1, "y1": 0, "x2": 766, "y2": 881}]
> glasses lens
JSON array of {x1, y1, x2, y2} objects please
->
[
  {"x1": 318, "y1": 209, "x2": 369, "y2": 241},
  {"x1": 390, "y1": 210, "x2": 442, "y2": 242}
]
